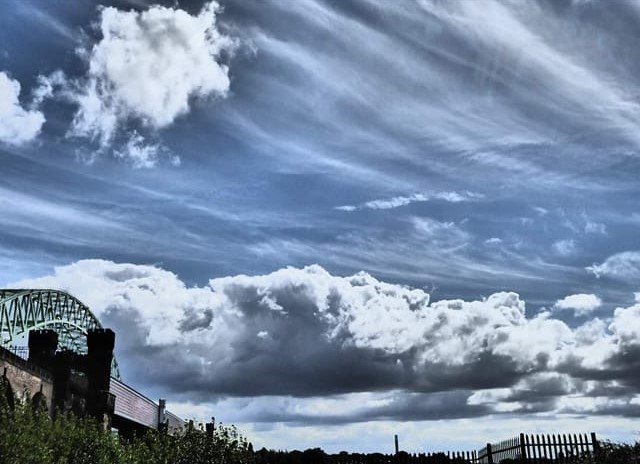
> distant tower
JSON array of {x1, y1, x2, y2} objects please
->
[{"x1": 395, "y1": 434, "x2": 399, "y2": 454}]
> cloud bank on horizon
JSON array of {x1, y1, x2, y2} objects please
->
[{"x1": 12, "y1": 259, "x2": 640, "y2": 425}]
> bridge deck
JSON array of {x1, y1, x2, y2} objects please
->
[{"x1": 109, "y1": 377, "x2": 185, "y2": 431}]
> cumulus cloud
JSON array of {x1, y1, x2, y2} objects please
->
[
  {"x1": 588, "y1": 252, "x2": 640, "y2": 281},
  {"x1": 335, "y1": 191, "x2": 481, "y2": 212},
  {"x1": 9, "y1": 261, "x2": 520, "y2": 395},
  {"x1": 34, "y1": 2, "x2": 234, "y2": 164},
  {"x1": 0, "y1": 72, "x2": 45, "y2": 145},
  {"x1": 554, "y1": 293, "x2": 602, "y2": 316},
  {"x1": 11, "y1": 260, "x2": 640, "y2": 422}
]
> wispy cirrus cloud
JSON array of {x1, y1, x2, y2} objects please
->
[
  {"x1": 335, "y1": 191, "x2": 481, "y2": 212},
  {"x1": 417, "y1": 0, "x2": 640, "y2": 151},
  {"x1": 113, "y1": 131, "x2": 180, "y2": 169},
  {"x1": 588, "y1": 251, "x2": 640, "y2": 281},
  {"x1": 552, "y1": 239, "x2": 576, "y2": 257}
]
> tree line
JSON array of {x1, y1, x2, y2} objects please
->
[
  {"x1": 255, "y1": 448, "x2": 469, "y2": 464},
  {"x1": 254, "y1": 443, "x2": 640, "y2": 464}
]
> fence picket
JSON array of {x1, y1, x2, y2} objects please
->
[
  {"x1": 408, "y1": 431, "x2": 597, "y2": 464},
  {"x1": 592, "y1": 432, "x2": 600, "y2": 455}
]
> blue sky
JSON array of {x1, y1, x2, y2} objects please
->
[{"x1": 3, "y1": 0, "x2": 640, "y2": 453}]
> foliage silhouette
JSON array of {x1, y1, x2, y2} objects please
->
[
  {"x1": 0, "y1": 390, "x2": 254, "y2": 464},
  {"x1": 254, "y1": 443, "x2": 640, "y2": 464}
]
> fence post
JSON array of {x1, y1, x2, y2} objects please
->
[
  {"x1": 486, "y1": 443, "x2": 493, "y2": 464},
  {"x1": 591, "y1": 432, "x2": 600, "y2": 455},
  {"x1": 519, "y1": 433, "x2": 527, "y2": 463}
]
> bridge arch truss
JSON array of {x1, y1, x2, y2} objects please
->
[{"x1": 0, "y1": 289, "x2": 120, "y2": 379}]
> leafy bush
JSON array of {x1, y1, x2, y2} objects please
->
[
  {"x1": 0, "y1": 392, "x2": 253, "y2": 464},
  {"x1": 571, "y1": 440, "x2": 640, "y2": 464}
]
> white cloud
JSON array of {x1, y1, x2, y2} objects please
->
[
  {"x1": 11, "y1": 260, "x2": 224, "y2": 346},
  {"x1": 419, "y1": 0, "x2": 640, "y2": 150},
  {"x1": 113, "y1": 131, "x2": 179, "y2": 168},
  {"x1": 584, "y1": 220, "x2": 607, "y2": 235},
  {"x1": 364, "y1": 193, "x2": 429, "y2": 210},
  {"x1": 552, "y1": 239, "x2": 575, "y2": 256},
  {"x1": 335, "y1": 205, "x2": 357, "y2": 212},
  {"x1": 336, "y1": 191, "x2": 480, "y2": 212},
  {"x1": 588, "y1": 252, "x2": 640, "y2": 281},
  {"x1": 32, "y1": 70, "x2": 66, "y2": 106},
  {"x1": 411, "y1": 217, "x2": 470, "y2": 251},
  {"x1": 533, "y1": 207, "x2": 548, "y2": 217},
  {"x1": 0, "y1": 72, "x2": 45, "y2": 145},
  {"x1": 554, "y1": 293, "x2": 602, "y2": 316},
  {"x1": 610, "y1": 298, "x2": 640, "y2": 346},
  {"x1": 65, "y1": 2, "x2": 234, "y2": 147}
]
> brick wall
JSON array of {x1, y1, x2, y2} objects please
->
[{"x1": 0, "y1": 346, "x2": 54, "y2": 415}]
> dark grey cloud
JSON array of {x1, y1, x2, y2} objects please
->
[
  {"x1": 247, "y1": 391, "x2": 492, "y2": 426},
  {"x1": 13, "y1": 260, "x2": 640, "y2": 426}
]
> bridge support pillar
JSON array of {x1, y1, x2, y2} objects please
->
[
  {"x1": 52, "y1": 350, "x2": 79, "y2": 415},
  {"x1": 87, "y1": 329, "x2": 115, "y2": 428},
  {"x1": 28, "y1": 330, "x2": 58, "y2": 367}
]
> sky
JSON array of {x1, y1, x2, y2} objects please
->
[{"x1": 2, "y1": 0, "x2": 640, "y2": 454}]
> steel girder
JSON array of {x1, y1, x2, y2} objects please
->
[{"x1": 0, "y1": 289, "x2": 121, "y2": 379}]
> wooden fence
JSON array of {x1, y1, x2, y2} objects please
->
[
  {"x1": 472, "y1": 432, "x2": 599, "y2": 463},
  {"x1": 324, "y1": 433, "x2": 598, "y2": 464},
  {"x1": 257, "y1": 432, "x2": 601, "y2": 464}
]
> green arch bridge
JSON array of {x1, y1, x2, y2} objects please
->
[
  {"x1": 0, "y1": 288, "x2": 120, "y2": 379},
  {"x1": 0, "y1": 288, "x2": 185, "y2": 433}
]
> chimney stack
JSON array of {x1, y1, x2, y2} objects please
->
[{"x1": 395, "y1": 434, "x2": 399, "y2": 455}]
